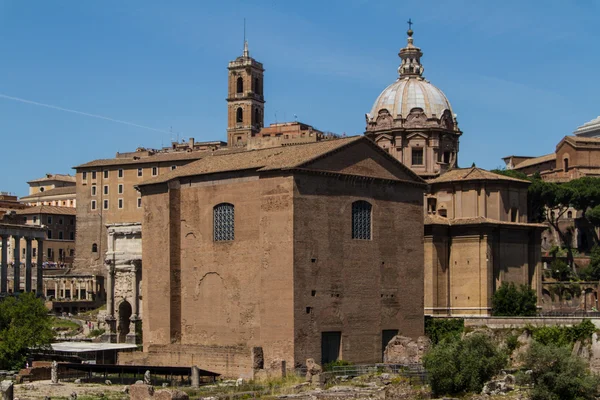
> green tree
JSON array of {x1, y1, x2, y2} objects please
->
[
  {"x1": 492, "y1": 282, "x2": 537, "y2": 316},
  {"x1": 523, "y1": 342, "x2": 599, "y2": 400},
  {"x1": 550, "y1": 259, "x2": 572, "y2": 281},
  {"x1": 0, "y1": 293, "x2": 54, "y2": 369},
  {"x1": 423, "y1": 334, "x2": 506, "y2": 396},
  {"x1": 580, "y1": 245, "x2": 600, "y2": 281}
]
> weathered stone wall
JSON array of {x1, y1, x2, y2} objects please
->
[
  {"x1": 119, "y1": 344, "x2": 253, "y2": 376},
  {"x1": 292, "y1": 172, "x2": 425, "y2": 365}
]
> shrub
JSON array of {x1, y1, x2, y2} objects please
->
[
  {"x1": 505, "y1": 334, "x2": 520, "y2": 353},
  {"x1": 87, "y1": 328, "x2": 105, "y2": 338},
  {"x1": 523, "y1": 342, "x2": 599, "y2": 400},
  {"x1": 323, "y1": 359, "x2": 352, "y2": 371},
  {"x1": 492, "y1": 282, "x2": 537, "y2": 316},
  {"x1": 532, "y1": 319, "x2": 597, "y2": 348},
  {"x1": 424, "y1": 317, "x2": 464, "y2": 345},
  {"x1": 550, "y1": 259, "x2": 572, "y2": 281},
  {"x1": 423, "y1": 333, "x2": 506, "y2": 396}
]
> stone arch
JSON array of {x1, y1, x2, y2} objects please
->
[{"x1": 117, "y1": 300, "x2": 132, "y2": 343}]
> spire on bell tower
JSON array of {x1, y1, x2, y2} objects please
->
[
  {"x1": 242, "y1": 18, "x2": 250, "y2": 58},
  {"x1": 398, "y1": 19, "x2": 424, "y2": 78}
]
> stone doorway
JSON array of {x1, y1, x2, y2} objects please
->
[
  {"x1": 382, "y1": 329, "x2": 399, "y2": 361},
  {"x1": 321, "y1": 331, "x2": 341, "y2": 365},
  {"x1": 117, "y1": 300, "x2": 132, "y2": 343}
]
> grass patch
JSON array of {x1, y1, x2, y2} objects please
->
[{"x1": 51, "y1": 317, "x2": 80, "y2": 331}]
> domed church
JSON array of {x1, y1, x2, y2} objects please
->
[
  {"x1": 365, "y1": 26, "x2": 461, "y2": 179},
  {"x1": 366, "y1": 25, "x2": 546, "y2": 316}
]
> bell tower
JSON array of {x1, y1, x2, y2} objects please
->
[{"x1": 227, "y1": 40, "x2": 265, "y2": 146}]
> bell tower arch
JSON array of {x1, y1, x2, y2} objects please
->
[{"x1": 227, "y1": 41, "x2": 265, "y2": 146}]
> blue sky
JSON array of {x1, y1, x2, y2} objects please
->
[{"x1": 1, "y1": 1, "x2": 599, "y2": 196}]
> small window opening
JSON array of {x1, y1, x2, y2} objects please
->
[
  {"x1": 236, "y1": 107, "x2": 243, "y2": 123},
  {"x1": 412, "y1": 148, "x2": 424, "y2": 165},
  {"x1": 236, "y1": 77, "x2": 243, "y2": 93}
]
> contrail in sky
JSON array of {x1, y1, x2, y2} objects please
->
[{"x1": 0, "y1": 93, "x2": 171, "y2": 134}]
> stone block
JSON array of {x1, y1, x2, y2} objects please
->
[{"x1": 0, "y1": 380, "x2": 13, "y2": 400}]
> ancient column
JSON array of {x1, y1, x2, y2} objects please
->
[
  {"x1": 36, "y1": 239, "x2": 44, "y2": 296},
  {"x1": 106, "y1": 262, "x2": 115, "y2": 317},
  {"x1": 13, "y1": 236, "x2": 20, "y2": 293},
  {"x1": 1, "y1": 235, "x2": 8, "y2": 294},
  {"x1": 131, "y1": 263, "x2": 139, "y2": 317},
  {"x1": 25, "y1": 238, "x2": 32, "y2": 292},
  {"x1": 191, "y1": 366, "x2": 200, "y2": 388},
  {"x1": 76, "y1": 280, "x2": 80, "y2": 299},
  {"x1": 70, "y1": 280, "x2": 74, "y2": 300},
  {"x1": 54, "y1": 280, "x2": 58, "y2": 298},
  {"x1": 51, "y1": 360, "x2": 58, "y2": 384}
]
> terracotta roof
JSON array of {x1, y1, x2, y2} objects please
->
[
  {"x1": 562, "y1": 135, "x2": 600, "y2": 147},
  {"x1": 20, "y1": 186, "x2": 76, "y2": 200},
  {"x1": 74, "y1": 149, "x2": 240, "y2": 169},
  {"x1": 425, "y1": 215, "x2": 546, "y2": 228},
  {"x1": 512, "y1": 153, "x2": 556, "y2": 170},
  {"x1": 139, "y1": 136, "x2": 424, "y2": 187},
  {"x1": 15, "y1": 205, "x2": 76, "y2": 216},
  {"x1": 27, "y1": 174, "x2": 76, "y2": 184},
  {"x1": 428, "y1": 166, "x2": 530, "y2": 184}
]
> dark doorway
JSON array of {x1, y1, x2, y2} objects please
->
[
  {"x1": 321, "y1": 331, "x2": 341, "y2": 365},
  {"x1": 118, "y1": 301, "x2": 132, "y2": 343},
  {"x1": 382, "y1": 329, "x2": 399, "y2": 361}
]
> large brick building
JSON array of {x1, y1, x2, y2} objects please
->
[
  {"x1": 124, "y1": 136, "x2": 426, "y2": 377},
  {"x1": 73, "y1": 141, "x2": 231, "y2": 274}
]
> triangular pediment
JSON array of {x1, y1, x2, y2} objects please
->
[
  {"x1": 374, "y1": 133, "x2": 393, "y2": 143},
  {"x1": 406, "y1": 132, "x2": 429, "y2": 140},
  {"x1": 299, "y1": 138, "x2": 424, "y2": 184}
]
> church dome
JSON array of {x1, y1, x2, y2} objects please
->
[
  {"x1": 370, "y1": 77, "x2": 453, "y2": 120},
  {"x1": 366, "y1": 25, "x2": 458, "y2": 130}
]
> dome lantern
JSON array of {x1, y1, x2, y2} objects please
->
[{"x1": 398, "y1": 19, "x2": 424, "y2": 78}]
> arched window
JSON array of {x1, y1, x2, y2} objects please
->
[
  {"x1": 236, "y1": 77, "x2": 243, "y2": 93},
  {"x1": 567, "y1": 210, "x2": 573, "y2": 219},
  {"x1": 564, "y1": 158, "x2": 569, "y2": 172},
  {"x1": 254, "y1": 77, "x2": 260, "y2": 95},
  {"x1": 236, "y1": 107, "x2": 243, "y2": 123},
  {"x1": 352, "y1": 201, "x2": 372, "y2": 240},
  {"x1": 91, "y1": 243, "x2": 98, "y2": 253},
  {"x1": 214, "y1": 203, "x2": 235, "y2": 241},
  {"x1": 254, "y1": 108, "x2": 260, "y2": 127}
]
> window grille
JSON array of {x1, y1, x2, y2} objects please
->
[
  {"x1": 214, "y1": 203, "x2": 235, "y2": 241},
  {"x1": 352, "y1": 201, "x2": 372, "y2": 240}
]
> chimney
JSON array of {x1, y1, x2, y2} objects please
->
[{"x1": 189, "y1": 137, "x2": 195, "y2": 148}]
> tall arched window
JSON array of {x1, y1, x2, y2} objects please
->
[
  {"x1": 352, "y1": 201, "x2": 372, "y2": 240},
  {"x1": 236, "y1": 77, "x2": 243, "y2": 93},
  {"x1": 254, "y1": 77, "x2": 260, "y2": 95},
  {"x1": 236, "y1": 107, "x2": 243, "y2": 123},
  {"x1": 254, "y1": 108, "x2": 260, "y2": 127},
  {"x1": 214, "y1": 203, "x2": 235, "y2": 241},
  {"x1": 564, "y1": 157, "x2": 569, "y2": 172},
  {"x1": 92, "y1": 243, "x2": 98, "y2": 253}
]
